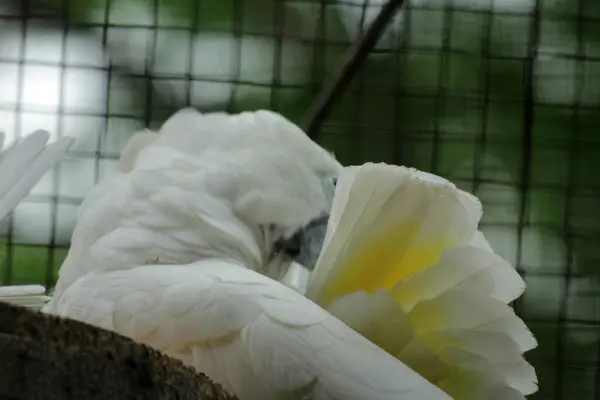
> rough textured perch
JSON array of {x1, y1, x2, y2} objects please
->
[{"x1": 0, "y1": 302, "x2": 237, "y2": 400}]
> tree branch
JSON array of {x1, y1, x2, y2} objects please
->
[
  {"x1": 302, "y1": 0, "x2": 408, "y2": 140},
  {"x1": 0, "y1": 302, "x2": 237, "y2": 400}
]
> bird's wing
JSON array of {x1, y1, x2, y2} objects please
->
[
  {"x1": 51, "y1": 260, "x2": 450, "y2": 400},
  {"x1": 0, "y1": 130, "x2": 73, "y2": 221},
  {"x1": 305, "y1": 163, "x2": 536, "y2": 399},
  {"x1": 307, "y1": 163, "x2": 481, "y2": 305}
]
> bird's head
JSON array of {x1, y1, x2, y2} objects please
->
[{"x1": 124, "y1": 108, "x2": 340, "y2": 278}]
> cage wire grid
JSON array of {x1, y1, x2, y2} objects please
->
[{"x1": 0, "y1": 0, "x2": 600, "y2": 399}]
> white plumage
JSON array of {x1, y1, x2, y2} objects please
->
[
  {"x1": 43, "y1": 108, "x2": 537, "y2": 399},
  {"x1": 0, "y1": 284, "x2": 51, "y2": 310},
  {"x1": 52, "y1": 260, "x2": 450, "y2": 399},
  {"x1": 0, "y1": 130, "x2": 73, "y2": 310},
  {"x1": 45, "y1": 109, "x2": 450, "y2": 399},
  {"x1": 0, "y1": 130, "x2": 73, "y2": 222}
]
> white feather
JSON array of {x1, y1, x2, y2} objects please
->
[
  {"x1": 51, "y1": 260, "x2": 451, "y2": 400},
  {"x1": 305, "y1": 163, "x2": 537, "y2": 399},
  {"x1": 0, "y1": 131, "x2": 72, "y2": 311},
  {"x1": 0, "y1": 284, "x2": 51, "y2": 310},
  {"x1": 392, "y1": 245, "x2": 526, "y2": 311},
  {"x1": 0, "y1": 130, "x2": 73, "y2": 221},
  {"x1": 437, "y1": 369, "x2": 528, "y2": 400}
]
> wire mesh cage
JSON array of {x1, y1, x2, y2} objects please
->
[{"x1": 0, "y1": 0, "x2": 599, "y2": 399}]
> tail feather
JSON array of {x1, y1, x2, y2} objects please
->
[
  {"x1": 307, "y1": 163, "x2": 537, "y2": 399},
  {"x1": 0, "y1": 284, "x2": 51, "y2": 310},
  {"x1": 0, "y1": 130, "x2": 74, "y2": 221},
  {"x1": 0, "y1": 131, "x2": 72, "y2": 312}
]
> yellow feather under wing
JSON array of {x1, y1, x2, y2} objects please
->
[
  {"x1": 436, "y1": 370, "x2": 527, "y2": 400},
  {"x1": 406, "y1": 287, "x2": 537, "y2": 392},
  {"x1": 307, "y1": 163, "x2": 537, "y2": 399},
  {"x1": 308, "y1": 163, "x2": 480, "y2": 307},
  {"x1": 392, "y1": 245, "x2": 526, "y2": 312},
  {"x1": 421, "y1": 329, "x2": 536, "y2": 393},
  {"x1": 326, "y1": 290, "x2": 453, "y2": 385},
  {"x1": 325, "y1": 253, "x2": 538, "y2": 398},
  {"x1": 325, "y1": 286, "x2": 537, "y2": 398},
  {"x1": 307, "y1": 164, "x2": 414, "y2": 302}
]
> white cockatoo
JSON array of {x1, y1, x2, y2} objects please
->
[
  {"x1": 42, "y1": 108, "x2": 449, "y2": 399},
  {"x1": 43, "y1": 108, "x2": 536, "y2": 399},
  {"x1": 0, "y1": 130, "x2": 74, "y2": 309}
]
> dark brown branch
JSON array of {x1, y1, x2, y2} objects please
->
[
  {"x1": 0, "y1": 302, "x2": 237, "y2": 400},
  {"x1": 302, "y1": 0, "x2": 408, "y2": 140}
]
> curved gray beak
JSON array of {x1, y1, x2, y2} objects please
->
[{"x1": 277, "y1": 214, "x2": 329, "y2": 271}]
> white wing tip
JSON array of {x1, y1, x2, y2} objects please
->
[
  {"x1": 0, "y1": 284, "x2": 46, "y2": 296},
  {"x1": 24, "y1": 131, "x2": 75, "y2": 150},
  {"x1": 0, "y1": 284, "x2": 51, "y2": 310},
  {"x1": 49, "y1": 135, "x2": 75, "y2": 148}
]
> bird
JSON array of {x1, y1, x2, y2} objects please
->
[
  {"x1": 43, "y1": 108, "x2": 452, "y2": 399},
  {"x1": 43, "y1": 108, "x2": 536, "y2": 399}
]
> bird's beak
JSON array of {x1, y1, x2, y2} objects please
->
[{"x1": 276, "y1": 213, "x2": 329, "y2": 272}]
